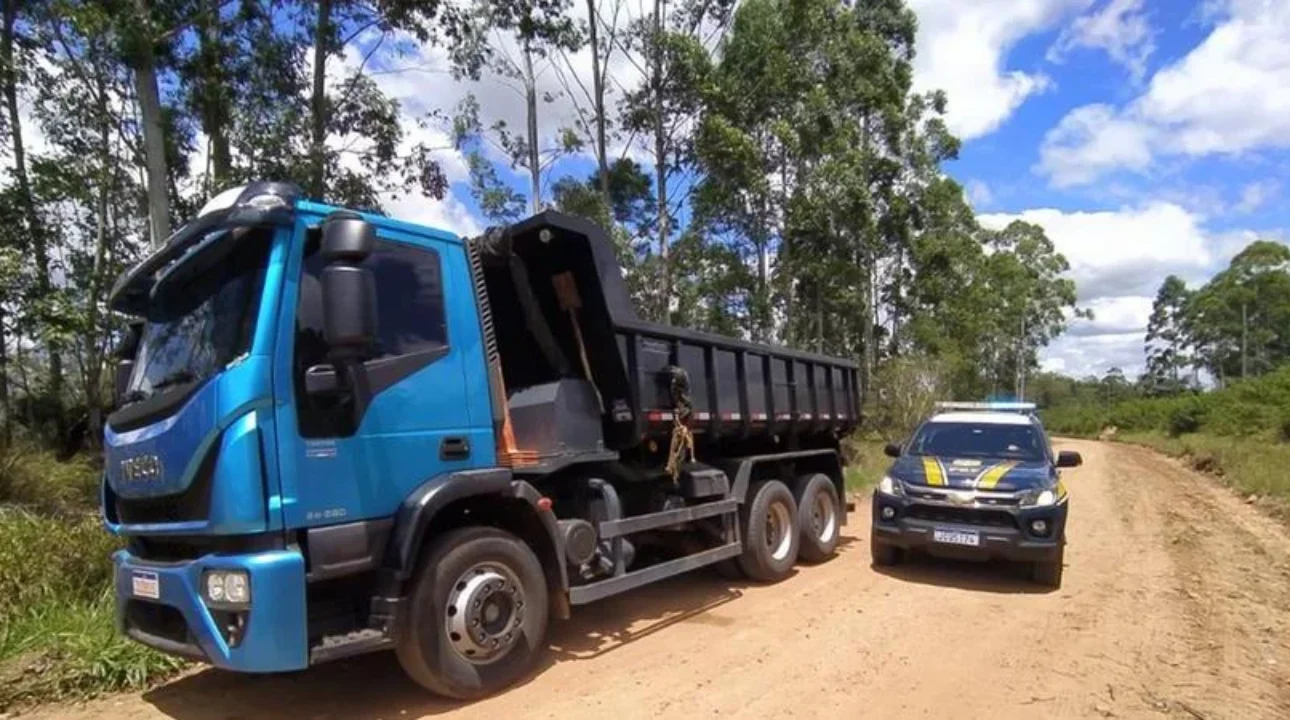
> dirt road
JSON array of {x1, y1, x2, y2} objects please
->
[{"x1": 33, "y1": 440, "x2": 1290, "y2": 719}]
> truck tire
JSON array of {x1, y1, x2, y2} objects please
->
[
  {"x1": 796, "y1": 473, "x2": 841, "y2": 563},
  {"x1": 737, "y1": 480, "x2": 800, "y2": 581},
  {"x1": 1031, "y1": 548, "x2": 1065, "y2": 589},
  {"x1": 395, "y1": 526, "x2": 549, "y2": 699}
]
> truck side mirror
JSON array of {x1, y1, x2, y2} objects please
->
[
  {"x1": 319, "y1": 213, "x2": 377, "y2": 360},
  {"x1": 1055, "y1": 450, "x2": 1082, "y2": 468},
  {"x1": 883, "y1": 443, "x2": 901, "y2": 458},
  {"x1": 112, "y1": 320, "x2": 144, "y2": 406}
]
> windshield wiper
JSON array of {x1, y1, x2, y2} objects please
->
[
  {"x1": 119, "y1": 389, "x2": 149, "y2": 406},
  {"x1": 151, "y1": 369, "x2": 197, "y2": 391}
]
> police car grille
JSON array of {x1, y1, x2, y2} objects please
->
[{"x1": 905, "y1": 504, "x2": 1018, "y2": 529}]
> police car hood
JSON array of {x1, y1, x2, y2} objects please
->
[{"x1": 889, "y1": 455, "x2": 1051, "y2": 491}]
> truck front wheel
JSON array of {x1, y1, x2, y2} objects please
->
[
  {"x1": 737, "y1": 480, "x2": 800, "y2": 581},
  {"x1": 395, "y1": 527, "x2": 549, "y2": 699}
]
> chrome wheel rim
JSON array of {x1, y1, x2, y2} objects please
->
[
  {"x1": 444, "y1": 562, "x2": 525, "y2": 664},
  {"x1": 811, "y1": 490, "x2": 837, "y2": 544}
]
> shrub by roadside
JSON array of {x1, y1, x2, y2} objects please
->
[
  {"x1": 0, "y1": 450, "x2": 189, "y2": 710},
  {"x1": 843, "y1": 438, "x2": 888, "y2": 491}
]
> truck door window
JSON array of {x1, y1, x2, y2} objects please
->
[{"x1": 295, "y1": 234, "x2": 450, "y2": 437}]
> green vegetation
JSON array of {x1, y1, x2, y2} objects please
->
[
  {"x1": 1040, "y1": 366, "x2": 1290, "y2": 518},
  {"x1": 0, "y1": 452, "x2": 186, "y2": 710},
  {"x1": 844, "y1": 439, "x2": 889, "y2": 492}
]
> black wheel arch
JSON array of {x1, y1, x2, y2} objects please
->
[{"x1": 383, "y1": 468, "x2": 570, "y2": 618}]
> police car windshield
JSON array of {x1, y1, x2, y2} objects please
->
[{"x1": 908, "y1": 422, "x2": 1045, "y2": 462}]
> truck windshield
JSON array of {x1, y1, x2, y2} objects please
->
[
  {"x1": 907, "y1": 422, "x2": 1045, "y2": 463},
  {"x1": 126, "y1": 226, "x2": 273, "y2": 399}
]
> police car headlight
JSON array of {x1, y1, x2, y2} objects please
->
[
  {"x1": 1021, "y1": 489, "x2": 1057, "y2": 507},
  {"x1": 877, "y1": 475, "x2": 904, "y2": 497}
]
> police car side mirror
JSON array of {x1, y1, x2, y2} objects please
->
[
  {"x1": 883, "y1": 443, "x2": 901, "y2": 458},
  {"x1": 1056, "y1": 451, "x2": 1082, "y2": 468}
]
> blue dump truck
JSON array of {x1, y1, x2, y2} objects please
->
[{"x1": 103, "y1": 182, "x2": 860, "y2": 698}]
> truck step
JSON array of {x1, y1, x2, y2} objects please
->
[
  {"x1": 598, "y1": 498, "x2": 738, "y2": 539},
  {"x1": 568, "y1": 541, "x2": 742, "y2": 605},
  {"x1": 308, "y1": 628, "x2": 393, "y2": 665},
  {"x1": 679, "y1": 466, "x2": 730, "y2": 498}
]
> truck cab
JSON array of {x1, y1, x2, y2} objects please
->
[{"x1": 104, "y1": 182, "x2": 859, "y2": 698}]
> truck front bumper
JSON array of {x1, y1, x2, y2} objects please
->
[
  {"x1": 870, "y1": 492, "x2": 1067, "y2": 563},
  {"x1": 113, "y1": 548, "x2": 308, "y2": 672}
]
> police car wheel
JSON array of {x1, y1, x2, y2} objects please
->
[
  {"x1": 1031, "y1": 548, "x2": 1065, "y2": 588},
  {"x1": 796, "y1": 473, "x2": 840, "y2": 564},
  {"x1": 395, "y1": 527, "x2": 549, "y2": 699},
  {"x1": 737, "y1": 480, "x2": 800, "y2": 582},
  {"x1": 870, "y1": 537, "x2": 902, "y2": 566}
]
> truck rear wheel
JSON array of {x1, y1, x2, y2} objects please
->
[
  {"x1": 737, "y1": 480, "x2": 800, "y2": 581},
  {"x1": 796, "y1": 473, "x2": 841, "y2": 563},
  {"x1": 395, "y1": 527, "x2": 549, "y2": 699}
]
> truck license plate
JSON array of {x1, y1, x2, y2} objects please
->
[
  {"x1": 933, "y1": 528, "x2": 980, "y2": 547},
  {"x1": 132, "y1": 571, "x2": 160, "y2": 600}
]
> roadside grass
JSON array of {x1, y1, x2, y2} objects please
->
[
  {"x1": 844, "y1": 438, "x2": 888, "y2": 492},
  {"x1": 0, "y1": 451, "x2": 188, "y2": 711}
]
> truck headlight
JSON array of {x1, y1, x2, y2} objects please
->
[
  {"x1": 877, "y1": 475, "x2": 904, "y2": 496},
  {"x1": 1021, "y1": 489, "x2": 1057, "y2": 507},
  {"x1": 204, "y1": 570, "x2": 250, "y2": 606}
]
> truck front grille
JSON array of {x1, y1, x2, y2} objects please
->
[
  {"x1": 110, "y1": 447, "x2": 216, "y2": 526},
  {"x1": 904, "y1": 504, "x2": 1018, "y2": 529}
]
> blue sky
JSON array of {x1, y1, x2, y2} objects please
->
[{"x1": 350, "y1": 0, "x2": 1290, "y2": 380}]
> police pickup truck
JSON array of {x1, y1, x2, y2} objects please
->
[{"x1": 869, "y1": 402, "x2": 1081, "y2": 588}]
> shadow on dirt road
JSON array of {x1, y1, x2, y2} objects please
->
[
  {"x1": 871, "y1": 552, "x2": 1058, "y2": 595},
  {"x1": 141, "y1": 568, "x2": 750, "y2": 720}
]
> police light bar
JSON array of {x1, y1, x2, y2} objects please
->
[{"x1": 934, "y1": 401, "x2": 1037, "y2": 413}]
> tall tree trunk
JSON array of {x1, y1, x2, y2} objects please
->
[
  {"x1": 198, "y1": 0, "x2": 231, "y2": 187},
  {"x1": 133, "y1": 0, "x2": 171, "y2": 247},
  {"x1": 522, "y1": 42, "x2": 540, "y2": 214},
  {"x1": 587, "y1": 0, "x2": 610, "y2": 210},
  {"x1": 0, "y1": 305, "x2": 8, "y2": 446},
  {"x1": 653, "y1": 0, "x2": 669, "y2": 323},
  {"x1": 309, "y1": 0, "x2": 331, "y2": 199},
  {"x1": 84, "y1": 69, "x2": 112, "y2": 448},
  {"x1": 2, "y1": 0, "x2": 61, "y2": 400}
]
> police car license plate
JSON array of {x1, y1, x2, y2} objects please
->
[
  {"x1": 933, "y1": 528, "x2": 980, "y2": 547},
  {"x1": 131, "y1": 571, "x2": 160, "y2": 600}
]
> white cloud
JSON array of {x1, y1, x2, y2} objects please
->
[
  {"x1": 1043, "y1": 330, "x2": 1149, "y2": 378},
  {"x1": 965, "y1": 179, "x2": 993, "y2": 208},
  {"x1": 980, "y1": 201, "x2": 1231, "y2": 378},
  {"x1": 980, "y1": 201, "x2": 1214, "y2": 301},
  {"x1": 1047, "y1": 0, "x2": 1156, "y2": 81},
  {"x1": 385, "y1": 189, "x2": 483, "y2": 237},
  {"x1": 1037, "y1": 0, "x2": 1290, "y2": 186},
  {"x1": 1235, "y1": 179, "x2": 1279, "y2": 214},
  {"x1": 908, "y1": 0, "x2": 1090, "y2": 141},
  {"x1": 1036, "y1": 104, "x2": 1153, "y2": 187}
]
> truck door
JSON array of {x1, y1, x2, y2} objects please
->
[{"x1": 274, "y1": 220, "x2": 495, "y2": 530}]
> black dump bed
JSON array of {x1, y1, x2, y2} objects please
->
[{"x1": 469, "y1": 211, "x2": 860, "y2": 454}]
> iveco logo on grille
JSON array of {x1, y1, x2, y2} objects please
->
[{"x1": 120, "y1": 454, "x2": 163, "y2": 482}]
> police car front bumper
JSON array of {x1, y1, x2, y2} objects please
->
[{"x1": 870, "y1": 492, "x2": 1067, "y2": 562}]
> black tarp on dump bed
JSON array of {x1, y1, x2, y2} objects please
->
[{"x1": 472, "y1": 211, "x2": 860, "y2": 453}]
